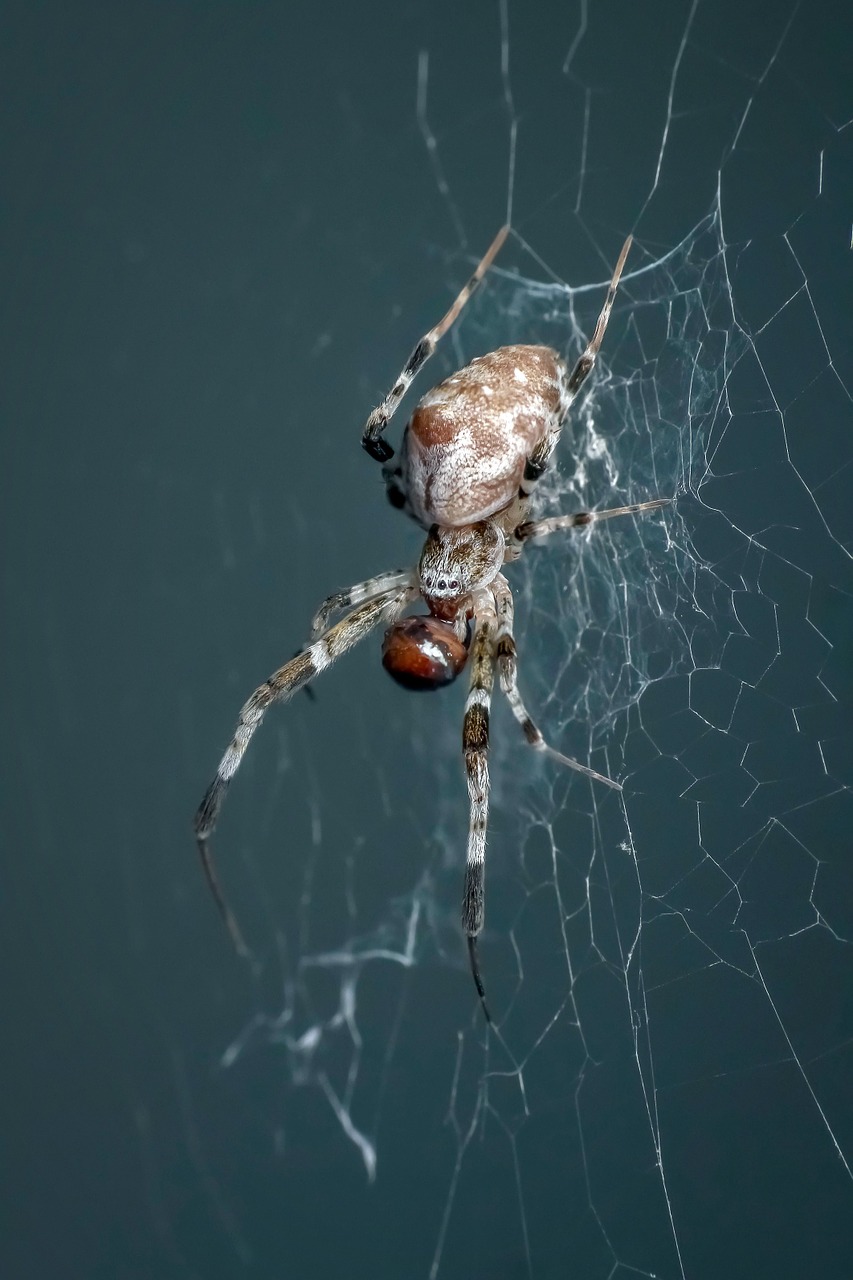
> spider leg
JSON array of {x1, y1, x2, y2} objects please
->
[
  {"x1": 491, "y1": 575, "x2": 621, "y2": 791},
  {"x1": 309, "y1": 568, "x2": 414, "y2": 640},
  {"x1": 518, "y1": 422, "x2": 564, "y2": 503},
  {"x1": 564, "y1": 235, "x2": 632, "y2": 400},
  {"x1": 362, "y1": 225, "x2": 509, "y2": 463},
  {"x1": 515, "y1": 498, "x2": 669, "y2": 543},
  {"x1": 461, "y1": 595, "x2": 498, "y2": 1023},
  {"x1": 517, "y1": 237, "x2": 634, "y2": 505},
  {"x1": 194, "y1": 583, "x2": 416, "y2": 955}
]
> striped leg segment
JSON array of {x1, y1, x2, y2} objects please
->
[
  {"x1": 565, "y1": 234, "x2": 633, "y2": 399},
  {"x1": 461, "y1": 599, "x2": 497, "y2": 1022},
  {"x1": 517, "y1": 237, "x2": 634, "y2": 506},
  {"x1": 194, "y1": 584, "x2": 416, "y2": 954},
  {"x1": 309, "y1": 568, "x2": 413, "y2": 640},
  {"x1": 361, "y1": 225, "x2": 509, "y2": 463},
  {"x1": 518, "y1": 418, "x2": 564, "y2": 501},
  {"x1": 491, "y1": 575, "x2": 621, "y2": 791},
  {"x1": 516, "y1": 498, "x2": 669, "y2": 543}
]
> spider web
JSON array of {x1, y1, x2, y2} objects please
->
[{"x1": 194, "y1": 3, "x2": 851, "y2": 1276}]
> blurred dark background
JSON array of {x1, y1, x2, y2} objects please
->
[{"x1": 2, "y1": 2, "x2": 851, "y2": 1277}]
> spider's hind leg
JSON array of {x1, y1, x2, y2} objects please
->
[
  {"x1": 515, "y1": 235, "x2": 635, "y2": 508},
  {"x1": 518, "y1": 420, "x2": 564, "y2": 503},
  {"x1": 380, "y1": 458, "x2": 408, "y2": 512},
  {"x1": 362, "y1": 225, "x2": 509, "y2": 462}
]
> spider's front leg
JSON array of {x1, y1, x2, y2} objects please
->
[
  {"x1": 460, "y1": 595, "x2": 498, "y2": 1023},
  {"x1": 194, "y1": 583, "x2": 416, "y2": 956},
  {"x1": 308, "y1": 568, "x2": 413, "y2": 641}
]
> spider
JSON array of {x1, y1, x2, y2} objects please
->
[{"x1": 194, "y1": 227, "x2": 667, "y2": 1021}]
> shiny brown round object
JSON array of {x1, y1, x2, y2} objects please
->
[{"x1": 381, "y1": 616, "x2": 469, "y2": 691}]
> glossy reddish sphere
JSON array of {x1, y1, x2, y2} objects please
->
[{"x1": 382, "y1": 616, "x2": 469, "y2": 691}]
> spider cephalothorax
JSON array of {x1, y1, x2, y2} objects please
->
[
  {"x1": 419, "y1": 521, "x2": 506, "y2": 600},
  {"x1": 381, "y1": 522, "x2": 503, "y2": 690},
  {"x1": 194, "y1": 227, "x2": 667, "y2": 1020}
]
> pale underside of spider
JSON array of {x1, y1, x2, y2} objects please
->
[{"x1": 194, "y1": 227, "x2": 667, "y2": 1021}]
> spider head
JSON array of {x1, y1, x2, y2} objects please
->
[{"x1": 417, "y1": 522, "x2": 505, "y2": 608}]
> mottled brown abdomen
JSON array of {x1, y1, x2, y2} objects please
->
[{"x1": 400, "y1": 344, "x2": 568, "y2": 528}]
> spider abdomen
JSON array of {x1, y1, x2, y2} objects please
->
[{"x1": 401, "y1": 344, "x2": 568, "y2": 528}]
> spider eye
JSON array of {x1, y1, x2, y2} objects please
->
[{"x1": 381, "y1": 616, "x2": 469, "y2": 691}]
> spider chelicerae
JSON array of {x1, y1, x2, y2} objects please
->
[{"x1": 194, "y1": 227, "x2": 667, "y2": 1021}]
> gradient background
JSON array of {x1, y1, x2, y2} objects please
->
[{"x1": 2, "y1": 2, "x2": 852, "y2": 1278}]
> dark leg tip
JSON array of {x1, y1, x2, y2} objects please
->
[
  {"x1": 194, "y1": 775, "x2": 228, "y2": 839},
  {"x1": 362, "y1": 434, "x2": 394, "y2": 464},
  {"x1": 196, "y1": 832, "x2": 252, "y2": 962},
  {"x1": 467, "y1": 935, "x2": 492, "y2": 1025}
]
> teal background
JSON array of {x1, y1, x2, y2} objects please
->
[{"x1": 2, "y1": 2, "x2": 851, "y2": 1277}]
